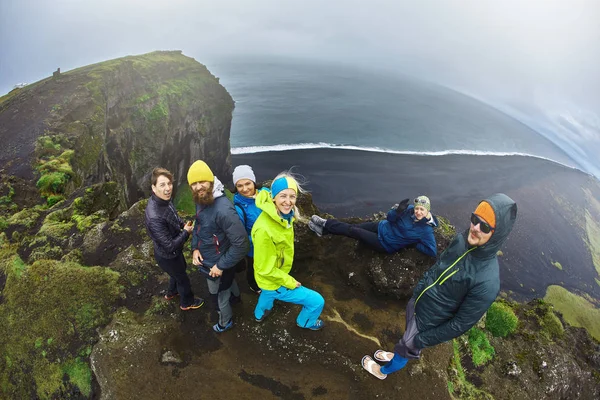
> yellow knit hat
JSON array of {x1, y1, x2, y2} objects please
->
[{"x1": 187, "y1": 160, "x2": 214, "y2": 185}]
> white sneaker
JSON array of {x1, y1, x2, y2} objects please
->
[{"x1": 310, "y1": 215, "x2": 327, "y2": 228}]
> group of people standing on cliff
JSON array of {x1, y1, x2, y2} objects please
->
[{"x1": 145, "y1": 160, "x2": 517, "y2": 380}]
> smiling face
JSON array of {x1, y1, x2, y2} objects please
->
[
  {"x1": 414, "y1": 205, "x2": 428, "y2": 220},
  {"x1": 191, "y1": 181, "x2": 213, "y2": 205},
  {"x1": 274, "y1": 188, "x2": 297, "y2": 215},
  {"x1": 235, "y1": 179, "x2": 256, "y2": 198},
  {"x1": 468, "y1": 214, "x2": 494, "y2": 246},
  {"x1": 151, "y1": 175, "x2": 173, "y2": 201}
]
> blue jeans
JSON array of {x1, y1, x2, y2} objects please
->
[{"x1": 254, "y1": 286, "x2": 325, "y2": 328}]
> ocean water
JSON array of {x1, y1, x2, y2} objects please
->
[{"x1": 208, "y1": 56, "x2": 575, "y2": 167}]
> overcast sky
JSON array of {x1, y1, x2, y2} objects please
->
[{"x1": 1, "y1": 0, "x2": 599, "y2": 173}]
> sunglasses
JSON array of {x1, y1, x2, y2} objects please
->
[
  {"x1": 470, "y1": 213, "x2": 494, "y2": 234},
  {"x1": 414, "y1": 198, "x2": 428, "y2": 205}
]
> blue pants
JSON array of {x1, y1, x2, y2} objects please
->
[{"x1": 254, "y1": 286, "x2": 325, "y2": 328}]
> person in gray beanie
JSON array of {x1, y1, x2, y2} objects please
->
[
  {"x1": 309, "y1": 196, "x2": 438, "y2": 257},
  {"x1": 232, "y1": 165, "x2": 265, "y2": 293}
]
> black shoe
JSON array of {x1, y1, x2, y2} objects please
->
[
  {"x1": 180, "y1": 297, "x2": 204, "y2": 311},
  {"x1": 164, "y1": 292, "x2": 179, "y2": 301}
]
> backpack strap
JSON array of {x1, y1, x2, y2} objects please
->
[{"x1": 234, "y1": 202, "x2": 247, "y2": 227}]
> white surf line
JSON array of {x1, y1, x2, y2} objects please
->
[
  {"x1": 325, "y1": 308, "x2": 381, "y2": 347},
  {"x1": 231, "y1": 142, "x2": 580, "y2": 172}
]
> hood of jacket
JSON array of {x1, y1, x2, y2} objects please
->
[
  {"x1": 468, "y1": 193, "x2": 517, "y2": 259},
  {"x1": 213, "y1": 176, "x2": 224, "y2": 198}
]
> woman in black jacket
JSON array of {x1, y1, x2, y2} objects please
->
[{"x1": 145, "y1": 167, "x2": 203, "y2": 311}]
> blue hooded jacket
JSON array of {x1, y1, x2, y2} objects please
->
[
  {"x1": 233, "y1": 189, "x2": 265, "y2": 257},
  {"x1": 377, "y1": 205, "x2": 438, "y2": 256}
]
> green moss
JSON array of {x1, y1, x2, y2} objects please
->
[
  {"x1": 551, "y1": 261, "x2": 563, "y2": 270},
  {"x1": 29, "y1": 245, "x2": 64, "y2": 262},
  {"x1": 36, "y1": 172, "x2": 70, "y2": 196},
  {"x1": 0, "y1": 260, "x2": 121, "y2": 398},
  {"x1": 467, "y1": 327, "x2": 495, "y2": 366},
  {"x1": 0, "y1": 183, "x2": 15, "y2": 204},
  {"x1": 544, "y1": 285, "x2": 600, "y2": 341},
  {"x1": 540, "y1": 308, "x2": 564, "y2": 340},
  {"x1": 0, "y1": 216, "x2": 7, "y2": 231},
  {"x1": 584, "y1": 210, "x2": 600, "y2": 278},
  {"x1": 62, "y1": 358, "x2": 91, "y2": 396},
  {"x1": 485, "y1": 301, "x2": 519, "y2": 337},
  {"x1": 7, "y1": 207, "x2": 42, "y2": 228},
  {"x1": 38, "y1": 220, "x2": 75, "y2": 237},
  {"x1": 448, "y1": 339, "x2": 494, "y2": 399},
  {"x1": 175, "y1": 184, "x2": 195, "y2": 215},
  {"x1": 72, "y1": 210, "x2": 108, "y2": 232},
  {"x1": 145, "y1": 296, "x2": 173, "y2": 316},
  {"x1": 436, "y1": 216, "x2": 456, "y2": 239}
]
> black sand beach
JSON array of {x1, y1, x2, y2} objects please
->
[{"x1": 233, "y1": 149, "x2": 600, "y2": 301}]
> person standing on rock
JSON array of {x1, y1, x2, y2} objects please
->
[
  {"x1": 145, "y1": 167, "x2": 204, "y2": 311},
  {"x1": 308, "y1": 196, "x2": 438, "y2": 257},
  {"x1": 361, "y1": 193, "x2": 517, "y2": 380},
  {"x1": 188, "y1": 160, "x2": 249, "y2": 333},
  {"x1": 232, "y1": 164, "x2": 265, "y2": 294},
  {"x1": 252, "y1": 171, "x2": 326, "y2": 330}
]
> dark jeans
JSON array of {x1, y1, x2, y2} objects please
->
[
  {"x1": 324, "y1": 220, "x2": 387, "y2": 252},
  {"x1": 246, "y1": 256, "x2": 260, "y2": 292},
  {"x1": 155, "y1": 252, "x2": 195, "y2": 307},
  {"x1": 233, "y1": 256, "x2": 260, "y2": 292}
]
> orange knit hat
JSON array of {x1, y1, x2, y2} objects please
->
[{"x1": 474, "y1": 201, "x2": 496, "y2": 229}]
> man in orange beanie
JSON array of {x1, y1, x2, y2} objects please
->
[{"x1": 362, "y1": 193, "x2": 517, "y2": 380}]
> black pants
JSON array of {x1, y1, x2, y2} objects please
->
[
  {"x1": 234, "y1": 256, "x2": 260, "y2": 292},
  {"x1": 155, "y1": 252, "x2": 195, "y2": 307},
  {"x1": 324, "y1": 220, "x2": 387, "y2": 252}
]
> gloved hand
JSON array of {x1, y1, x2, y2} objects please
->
[{"x1": 398, "y1": 198, "x2": 410, "y2": 212}]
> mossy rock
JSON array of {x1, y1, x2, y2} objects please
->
[
  {"x1": 73, "y1": 182, "x2": 124, "y2": 219},
  {"x1": 7, "y1": 207, "x2": 43, "y2": 228},
  {"x1": 0, "y1": 259, "x2": 121, "y2": 398},
  {"x1": 109, "y1": 244, "x2": 157, "y2": 286},
  {"x1": 485, "y1": 301, "x2": 519, "y2": 337}
]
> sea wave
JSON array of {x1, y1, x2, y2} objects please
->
[{"x1": 231, "y1": 142, "x2": 581, "y2": 171}]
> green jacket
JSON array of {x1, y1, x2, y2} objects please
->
[
  {"x1": 413, "y1": 193, "x2": 517, "y2": 349},
  {"x1": 251, "y1": 190, "x2": 297, "y2": 291}
]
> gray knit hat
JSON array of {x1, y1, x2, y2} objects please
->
[{"x1": 232, "y1": 165, "x2": 256, "y2": 185}]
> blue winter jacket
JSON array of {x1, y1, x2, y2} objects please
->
[
  {"x1": 233, "y1": 190, "x2": 265, "y2": 257},
  {"x1": 377, "y1": 205, "x2": 438, "y2": 256}
]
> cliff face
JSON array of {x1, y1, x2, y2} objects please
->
[{"x1": 0, "y1": 50, "x2": 234, "y2": 207}]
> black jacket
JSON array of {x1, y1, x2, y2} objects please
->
[
  {"x1": 145, "y1": 194, "x2": 189, "y2": 259},
  {"x1": 413, "y1": 193, "x2": 517, "y2": 349}
]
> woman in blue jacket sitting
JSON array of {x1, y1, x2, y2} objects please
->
[
  {"x1": 308, "y1": 196, "x2": 438, "y2": 257},
  {"x1": 232, "y1": 165, "x2": 264, "y2": 293}
]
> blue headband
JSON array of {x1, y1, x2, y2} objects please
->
[{"x1": 271, "y1": 176, "x2": 298, "y2": 198}]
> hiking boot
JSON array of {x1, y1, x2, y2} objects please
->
[
  {"x1": 180, "y1": 297, "x2": 204, "y2": 311},
  {"x1": 308, "y1": 220, "x2": 323, "y2": 237},
  {"x1": 310, "y1": 215, "x2": 327, "y2": 228},
  {"x1": 298, "y1": 319, "x2": 325, "y2": 331},
  {"x1": 213, "y1": 319, "x2": 234, "y2": 333},
  {"x1": 164, "y1": 292, "x2": 179, "y2": 301},
  {"x1": 255, "y1": 308, "x2": 272, "y2": 323}
]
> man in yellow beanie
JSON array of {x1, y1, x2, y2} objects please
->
[
  {"x1": 362, "y1": 194, "x2": 517, "y2": 380},
  {"x1": 188, "y1": 160, "x2": 249, "y2": 333}
]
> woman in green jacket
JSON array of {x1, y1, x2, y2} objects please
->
[{"x1": 251, "y1": 172, "x2": 325, "y2": 330}]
